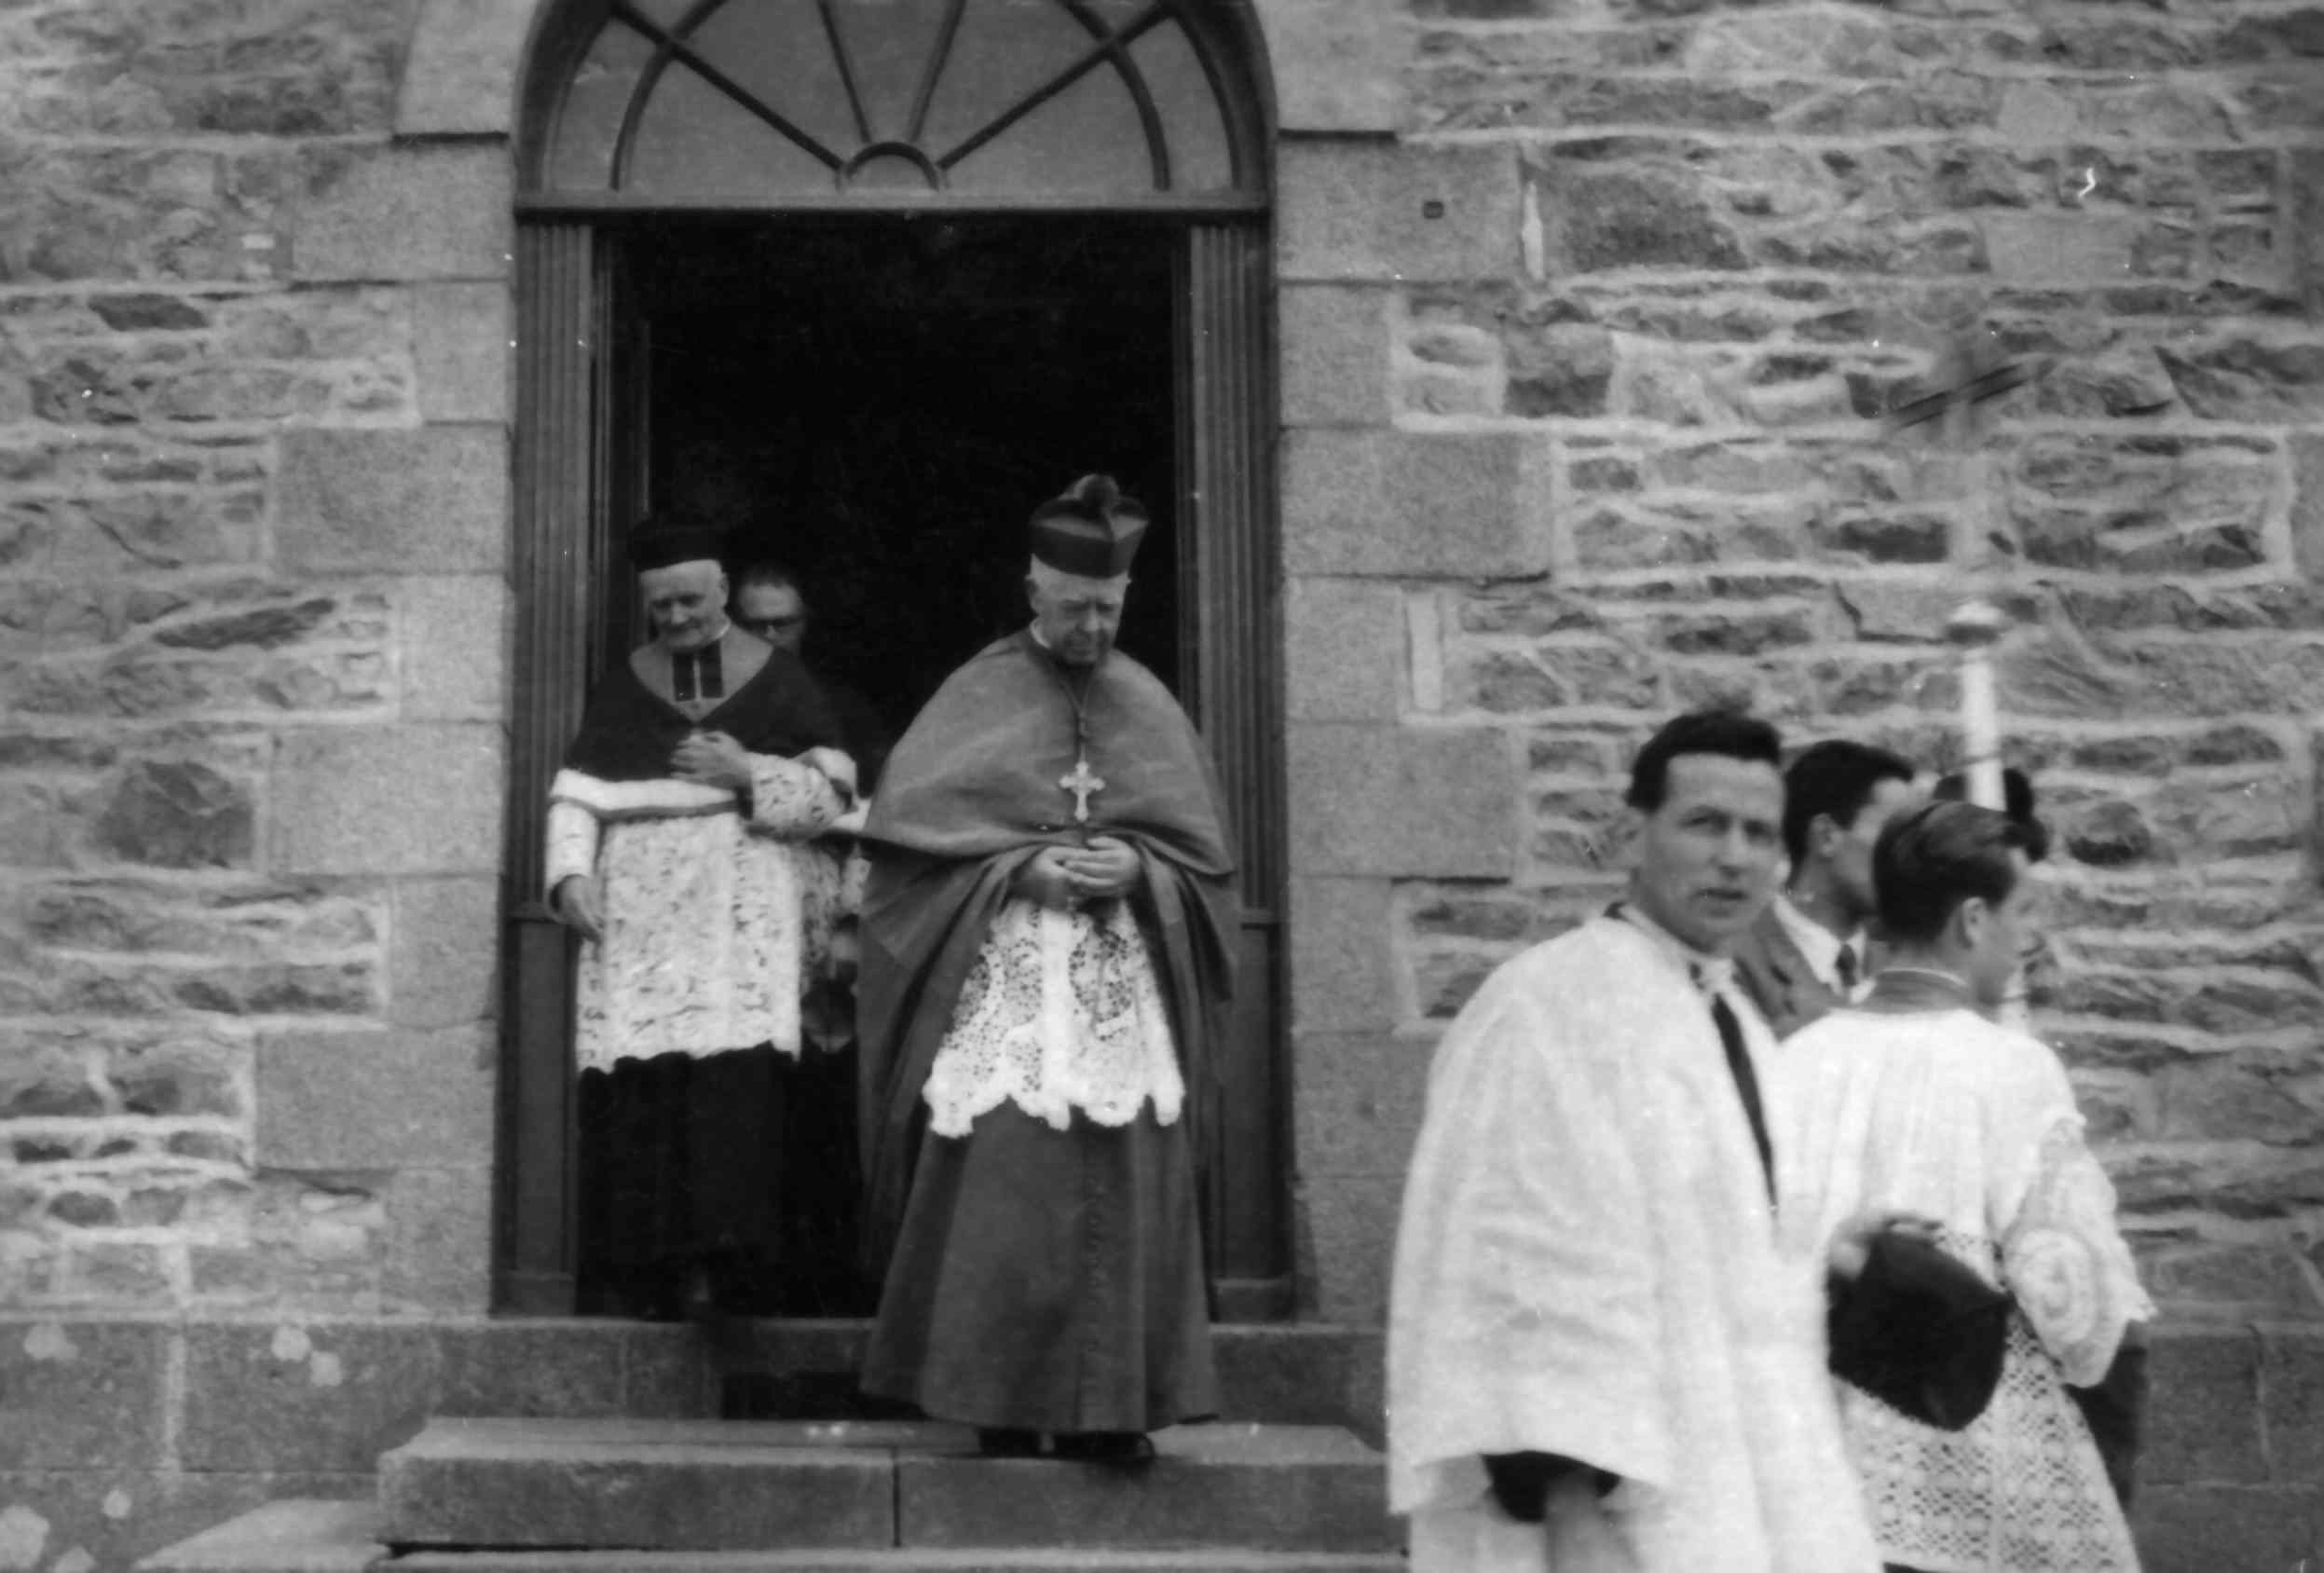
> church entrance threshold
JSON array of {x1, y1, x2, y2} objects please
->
[{"x1": 573, "y1": 217, "x2": 1181, "y2": 1325}]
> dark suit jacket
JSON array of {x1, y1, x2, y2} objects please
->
[{"x1": 1730, "y1": 904, "x2": 1846, "y2": 1042}]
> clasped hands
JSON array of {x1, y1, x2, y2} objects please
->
[
  {"x1": 1018, "y1": 836, "x2": 1140, "y2": 910},
  {"x1": 671, "y1": 729, "x2": 752, "y2": 792}
]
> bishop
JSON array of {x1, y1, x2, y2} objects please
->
[{"x1": 856, "y1": 474, "x2": 1238, "y2": 1463}]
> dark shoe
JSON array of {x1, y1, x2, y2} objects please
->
[
  {"x1": 1053, "y1": 1430, "x2": 1155, "y2": 1466},
  {"x1": 977, "y1": 1427, "x2": 1043, "y2": 1457}
]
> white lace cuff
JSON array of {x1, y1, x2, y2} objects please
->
[
  {"x1": 544, "y1": 800, "x2": 599, "y2": 900},
  {"x1": 749, "y1": 753, "x2": 844, "y2": 839},
  {"x1": 2003, "y1": 1120, "x2": 2155, "y2": 1385}
]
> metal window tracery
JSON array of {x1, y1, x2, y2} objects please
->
[{"x1": 526, "y1": 0, "x2": 1263, "y2": 210}]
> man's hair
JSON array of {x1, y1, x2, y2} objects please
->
[
  {"x1": 733, "y1": 561, "x2": 802, "y2": 595},
  {"x1": 1933, "y1": 765, "x2": 2049, "y2": 863},
  {"x1": 1625, "y1": 709, "x2": 1784, "y2": 812},
  {"x1": 1873, "y1": 799, "x2": 2039, "y2": 945},
  {"x1": 1781, "y1": 739, "x2": 1918, "y2": 867}
]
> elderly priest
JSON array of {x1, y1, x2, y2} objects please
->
[
  {"x1": 546, "y1": 517, "x2": 854, "y2": 1321},
  {"x1": 857, "y1": 475, "x2": 1238, "y2": 1463}
]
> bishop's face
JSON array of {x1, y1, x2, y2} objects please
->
[
  {"x1": 1629, "y1": 751, "x2": 1786, "y2": 955},
  {"x1": 1029, "y1": 568, "x2": 1128, "y2": 668},
  {"x1": 639, "y1": 560, "x2": 727, "y2": 654}
]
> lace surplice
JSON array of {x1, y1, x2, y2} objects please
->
[
  {"x1": 1773, "y1": 1005, "x2": 2156, "y2": 1573},
  {"x1": 921, "y1": 896, "x2": 1182, "y2": 1138},
  {"x1": 544, "y1": 753, "x2": 846, "y2": 1071}
]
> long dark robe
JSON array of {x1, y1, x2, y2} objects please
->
[
  {"x1": 855, "y1": 631, "x2": 1237, "y2": 1430},
  {"x1": 564, "y1": 628, "x2": 839, "y2": 781},
  {"x1": 565, "y1": 629, "x2": 845, "y2": 1316}
]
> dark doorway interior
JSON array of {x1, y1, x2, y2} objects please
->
[
  {"x1": 622, "y1": 219, "x2": 1182, "y2": 739},
  {"x1": 576, "y1": 220, "x2": 1182, "y2": 1347}
]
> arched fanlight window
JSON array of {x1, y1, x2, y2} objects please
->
[{"x1": 522, "y1": 0, "x2": 1265, "y2": 209}]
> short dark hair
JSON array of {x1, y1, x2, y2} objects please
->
[
  {"x1": 1781, "y1": 739, "x2": 1918, "y2": 867},
  {"x1": 1873, "y1": 799, "x2": 2039, "y2": 945},
  {"x1": 1626, "y1": 709, "x2": 1784, "y2": 813},
  {"x1": 733, "y1": 561, "x2": 802, "y2": 596},
  {"x1": 1933, "y1": 765, "x2": 2049, "y2": 863}
]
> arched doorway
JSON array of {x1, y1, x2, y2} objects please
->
[{"x1": 499, "y1": 0, "x2": 1287, "y2": 1319}]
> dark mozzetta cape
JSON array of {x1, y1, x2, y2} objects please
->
[
  {"x1": 563, "y1": 636, "x2": 841, "y2": 782},
  {"x1": 856, "y1": 631, "x2": 1238, "y2": 1270}
]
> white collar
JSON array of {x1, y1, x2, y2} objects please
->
[
  {"x1": 1616, "y1": 903, "x2": 1737, "y2": 997},
  {"x1": 1772, "y1": 891, "x2": 1857, "y2": 992}
]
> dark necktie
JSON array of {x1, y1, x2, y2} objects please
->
[
  {"x1": 1705, "y1": 986, "x2": 1775, "y2": 1202},
  {"x1": 1835, "y1": 942, "x2": 1860, "y2": 994}
]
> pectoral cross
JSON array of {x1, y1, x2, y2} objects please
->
[{"x1": 1059, "y1": 753, "x2": 1105, "y2": 825}]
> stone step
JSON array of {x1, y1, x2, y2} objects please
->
[
  {"x1": 398, "y1": 1554, "x2": 1407, "y2": 1573},
  {"x1": 380, "y1": 1419, "x2": 1395, "y2": 1554},
  {"x1": 139, "y1": 1501, "x2": 1408, "y2": 1573},
  {"x1": 138, "y1": 1500, "x2": 383, "y2": 1573}
]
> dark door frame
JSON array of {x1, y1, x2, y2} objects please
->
[{"x1": 498, "y1": 1, "x2": 1285, "y2": 1320}]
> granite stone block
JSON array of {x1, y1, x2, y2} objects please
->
[
  {"x1": 0, "y1": 1321, "x2": 170, "y2": 1470},
  {"x1": 1283, "y1": 430, "x2": 1553, "y2": 579},
  {"x1": 1210, "y1": 1325, "x2": 1381, "y2": 1437},
  {"x1": 136, "y1": 1498, "x2": 382, "y2": 1573},
  {"x1": 6, "y1": 1473, "x2": 371, "y2": 1573},
  {"x1": 2132, "y1": 1484, "x2": 2322, "y2": 1573},
  {"x1": 1288, "y1": 877, "x2": 1400, "y2": 1033},
  {"x1": 1292, "y1": 1032, "x2": 1431, "y2": 1181},
  {"x1": 1251, "y1": 0, "x2": 1403, "y2": 133},
  {"x1": 1279, "y1": 286, "x2": 1393, "y2": 429},
  {"x1": 1285, "y1": 578, "x2": 1402, "y2": 723},
  {"x1": 400, "y1": 576, "x2": 513, "y2": 721},
  {"x1": 2144, "y1": 1326, "x2": 2265, "y2": 1484},
  {"x1": 270, "y1": 723, "x2": 505, "y2": 877},
  {"x1": 1287, "y1": 724, "x2": 1520, "y2": 879},
  {"x1": 1280, "y1": 142, "x2": 1518, "y2": 284},
  {"x1": 895, "y1": 1426, "x2": 1392, "y2": 1551},
  {"x1": 293, "y1": 144, "x2": 513, "y2": 283},
  {"x1": 180, "y1": 1323, "x2": 442, "y2": 1472},
  {"x1": 277, "y1": 427, "x2": 508, "y2": 577},
  {"x1": 381, "y1": 1420, "x2": 895, "y2": 1550},
  {"x1": 1298, "y1": 1175, "x2": 1401, "y2": 1327},
  {"x1": 388, "y1": 876, "x2": 500, "y2": 1030},
  {"x1": 255, "y1": 1027, "x2": 495, "y2": 1171},
  {"x1": 412, "y1": 283, "x2": 512, "y2": 423},
  {"x1": 383, "y1": 1167, "x2": 494, "y2": 1314},
  {"x1": 431, "y1": 1322, "x2": 631, "y2": 1420},
  {"x1": 2263, "y1": 1326, "x2": 2324, "y2": 1484},
  {"x1": 396, "y1": 0, "x2": 535, "y2": 136}
]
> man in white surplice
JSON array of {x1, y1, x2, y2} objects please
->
[
  {"x1": 1769, "y1": 800, "x2": 2151, "y2": 1572},
  {"x1": 1389, "y1": 709, "x2": 1881, "y2": 1573},
  {"x1": 545, "y1": 519, "x2": 855, "y2": 1320}
]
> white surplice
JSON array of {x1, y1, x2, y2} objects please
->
[
  {"x1": 1768, "y1": 995, "x2": 2153, "y2": 1573},
  {"x1": 1388, "y1": 913, "x2": 1880, "y2": 1573},
  {"x1": 543, "y1": 754, "x2": 847, "y2": 1071}
]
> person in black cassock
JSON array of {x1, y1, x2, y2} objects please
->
[{"x1": 545, "y1": 515, "x2": 854, "y2": 1320}]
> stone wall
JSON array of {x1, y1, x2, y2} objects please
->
[
  {"x1": 0, "y1": 0, "x2": 511, "y2": 1318},
  {"x1": 0, "y1": 0, "x2": 2319, "y2": 1565},
  {"x1": 1282, "y1": 1, "x2": 2324, "y2": 1345}
]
